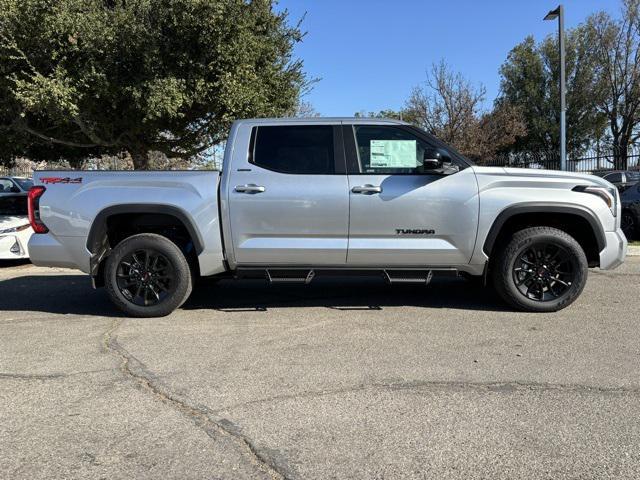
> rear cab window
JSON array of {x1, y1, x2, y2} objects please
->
[{"x1": 251, "y1": 125, "x2": 336, "y2": 174}]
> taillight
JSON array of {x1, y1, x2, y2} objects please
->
[{"x1": 28, "y1": 186, "x2": 48, "y2": 233}]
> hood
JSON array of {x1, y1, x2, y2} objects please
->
[{"x1": 472, "y1": 166, "x2": 615, "y2": 189}]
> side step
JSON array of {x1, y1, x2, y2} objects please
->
[
  {"x1": 266, "y1": 269, "x2": 315, "y2": 284},
  {"x1": 383, "y1": 270, "x2": 433, "y2": 285}
]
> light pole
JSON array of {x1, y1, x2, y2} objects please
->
[{"x1": 544, "y1": 5, "x2": 566, "y2": 171}]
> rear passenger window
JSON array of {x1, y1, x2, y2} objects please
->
[{"x1": 252, "y1": 126, "x2": 335, "y2": 174}]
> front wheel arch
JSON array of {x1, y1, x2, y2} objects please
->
[{"x1": 483, "y1": 204, "x2": 605, "y2": 267}]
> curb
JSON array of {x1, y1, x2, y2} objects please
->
[{"x1": 628, "y1": 245, "x2": 640, "y2": 256}]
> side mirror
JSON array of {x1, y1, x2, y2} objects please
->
[
  {"x1": 422, "y1": 148, "x2": 452, "y2": 172},
  {"x1": 10, "y1": 186, "x2": 20, "y2": 193}
]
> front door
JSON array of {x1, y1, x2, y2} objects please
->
[
  {"x1": 344, "y1": 124, "x2": 479, "y2": 266},
  {"x1": 227, "y1": 123, "x2": 349, "y2": 266}
]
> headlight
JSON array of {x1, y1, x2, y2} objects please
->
[
  {"x1": 573, "y1": 185, "x2": 618, "y2": 217},
  {"x1": 0, "y1": 224, "x2": 31, "y2": 234}
]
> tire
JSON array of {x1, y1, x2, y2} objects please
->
[
  {"x1": 621, "y1": 210, "x2": 637, "y2": 240},
  {"x1": 492, "y1": 227, "x2": 588, "y2": 312},
  {"x1": 104, "y1": 233, "x2": 192, "y2": 317}
]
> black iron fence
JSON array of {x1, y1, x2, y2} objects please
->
[{"x1": 483, "y1": 148, "x2": 640, "y2": 173}]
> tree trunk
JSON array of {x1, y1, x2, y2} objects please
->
[
  {"x1": 613, "y1": 138, "x2": 629, "y2": 171},
  {"x1": 130, "y1": 149, "x2": 149, "y2": 170}
]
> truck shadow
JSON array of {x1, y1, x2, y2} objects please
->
[
  {"x1": 0, "y1": 274, "x2": 118, "y2": 317},
  {"x1": 0, "y1": 274, "x2": 510, "y2": 316},
  {"x1": 184, "y1": 276, "x2": 510, "y2": 313}
]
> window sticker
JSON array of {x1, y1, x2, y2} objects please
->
[{"x1": 370, "y1": 140, "x2": 417, "y2": 168}]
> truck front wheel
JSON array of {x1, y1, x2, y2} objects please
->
[
  {"x1": 492, "y1": 227, "x2": 588, "y2": 312},
  {"x1": 104, "y1": 233, "x2": 193, "y2": 317}
]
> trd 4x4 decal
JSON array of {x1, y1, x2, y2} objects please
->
[{"x1": 40, "y1": 177, "x2": 83, "y2": 185}]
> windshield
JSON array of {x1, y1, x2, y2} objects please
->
[
  {"x1": 14, "y1": 178, "x2": 33, "y2": 190},
  {"x1": 0, "y1": 195, "x2": 28, "y2": 216}
]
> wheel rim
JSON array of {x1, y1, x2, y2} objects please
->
[
  {"x1": 512, "y1": 242, "x2": 576, "y2": 302},
  {"x1": 116, "y1": 249, "x2": 175, "y2": 307}
]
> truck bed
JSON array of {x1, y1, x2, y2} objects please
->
[{"x1": 29, "y1": 170, "x2": 226, "y2": 276}]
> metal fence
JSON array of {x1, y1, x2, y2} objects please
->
[
  {"x1": 0, "y1": 166, "x2": 33, "y2": 178},
  {"x1": 484, "y1": 148, "x2": 640, "y2": 173}
]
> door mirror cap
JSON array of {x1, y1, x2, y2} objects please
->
[{"x1": 422, "y1": 148, "x2": 452, "y2": 171}]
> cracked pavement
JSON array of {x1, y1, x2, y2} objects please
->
[{"x1": 1, "y1": 259, "x2": 639, "y2": 479}]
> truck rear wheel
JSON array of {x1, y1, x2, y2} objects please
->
[
  {"x1": 492, "y1": 227, "x2": 588, "y2": 312},
  {"x1": 104, "y1": 233, "x2": 192, "y2": 317}
]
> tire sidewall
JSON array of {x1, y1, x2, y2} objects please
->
[
  {"x1": 495, "y1": 229, "x2": 588, "y2": 312},
  {"x1": 105, "y1": 234, "x2": 192, "y2": 317}
]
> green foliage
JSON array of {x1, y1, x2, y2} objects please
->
[
  {"x1": 498, "y1": 31, "x2": 607, "y2": 155},
  {"x1": 354, "y1": 109, "x2": 405, "y2": 120},
  {"x1": 0, "y1": 0, "x2": 307, "y2": 168}
]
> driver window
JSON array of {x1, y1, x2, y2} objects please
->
[{"x1": 353, "y1": 125, "x2": 451, "y2": 174}]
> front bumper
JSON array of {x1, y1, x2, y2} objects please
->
[{"x1": 599, "y1": 228, "x2": 628, "y2": 270}]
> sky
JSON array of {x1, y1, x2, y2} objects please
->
[{"x1": 276, "y1": 0, "x2": 621, "y2": 116}]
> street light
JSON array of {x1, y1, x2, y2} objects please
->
[{"x1": 544, "y1": 5, "x2": 566, "y2": 171}]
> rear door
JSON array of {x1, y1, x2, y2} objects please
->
[
  {"x1": 344, "y1": 123, "x2": 479, "y2": 266},
  {"x1": 227, "y1": 123, "x2": 349, "y2": 265}
]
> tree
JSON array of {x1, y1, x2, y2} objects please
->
[
  {"x1": 404, "y1": 61, "x2": 486, "y2": 153},
  {"x1": 498, "y1": 30, "x2": 606, "y2": 156},
  {"x1": 354, "y1": 109, "x2": 405, "y2": 120},
  {"x1": 292, "y1": 99, "x2": 321, "y2": 117},
  {"x1": 464, "y1": 102, "x2": 527, "y2": 163},
  {"x1": 0, "y1": 0, "x2": 308, "y2": 169},
  {"x1": 587, "y1": 0, "x2": 640, "y2": 169}
]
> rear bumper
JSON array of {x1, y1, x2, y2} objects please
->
[
  {"x1": 27, "y1": 233, "x2": 91, "y2": 272},
  {"x1": 599, "y1": 228, "x2": 627, "y2": 270}
]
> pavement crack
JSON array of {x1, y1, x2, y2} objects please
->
[{"x1": 102, "y1": 318, "x2": 290, "y2": 480}]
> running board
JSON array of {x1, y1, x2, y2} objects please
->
[
  {"x1": 266, "y1": 269, "x2": 315, "y2": 284},
  {"x1": 384, "y1": 270, "x2": 433, "y2": 285}
]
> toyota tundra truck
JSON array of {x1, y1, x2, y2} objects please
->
[{"x1": 27, "y1": 118, "x2": 627, "y2": 317}]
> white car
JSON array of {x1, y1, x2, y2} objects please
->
[{"x1": 0, "y1": 194, "x2": 33, "y2": 259}]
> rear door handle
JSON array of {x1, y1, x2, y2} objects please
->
[
  {"x1": 351, "y1": 184, "x2": 382, "y2": 194},
  {"x1": 235, "y1": 184, "x2": 265, "y2": 194}
]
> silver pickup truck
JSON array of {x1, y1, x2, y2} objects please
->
[{"x1": 28, "y1": 118, "x2": 627, "y2": 316}]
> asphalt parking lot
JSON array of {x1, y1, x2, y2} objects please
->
[{"x1": 1, "y1": 259, "x2": 639, "y2": 479}]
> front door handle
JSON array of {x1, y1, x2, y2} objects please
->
[
  {"x1": 351, "y1": 184, "x2": 382, "y2": 195},
  {"x1": 235, "y1": 184, "x2": 265, "y2": 194}
]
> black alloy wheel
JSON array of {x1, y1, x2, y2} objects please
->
[
  {"x1": 116, "y1": 249, "x2": 175, "y2": 307},
  {"x1": 492, "y1": 226, "x2": 588, "y2": 312},
  {"x1": 512, "y1": 242, "x2": 575, "y2": 302},
  {"x1": 105, "y1": 233, "x2": 192, "y2": 317}
]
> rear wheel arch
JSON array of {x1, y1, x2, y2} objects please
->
[
  {"x1": 483, "y1": 204, "x2": 606, "y2": 267},
  {"x1": 87, "y1": 204, "x2": 203, "y2": 284}
]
